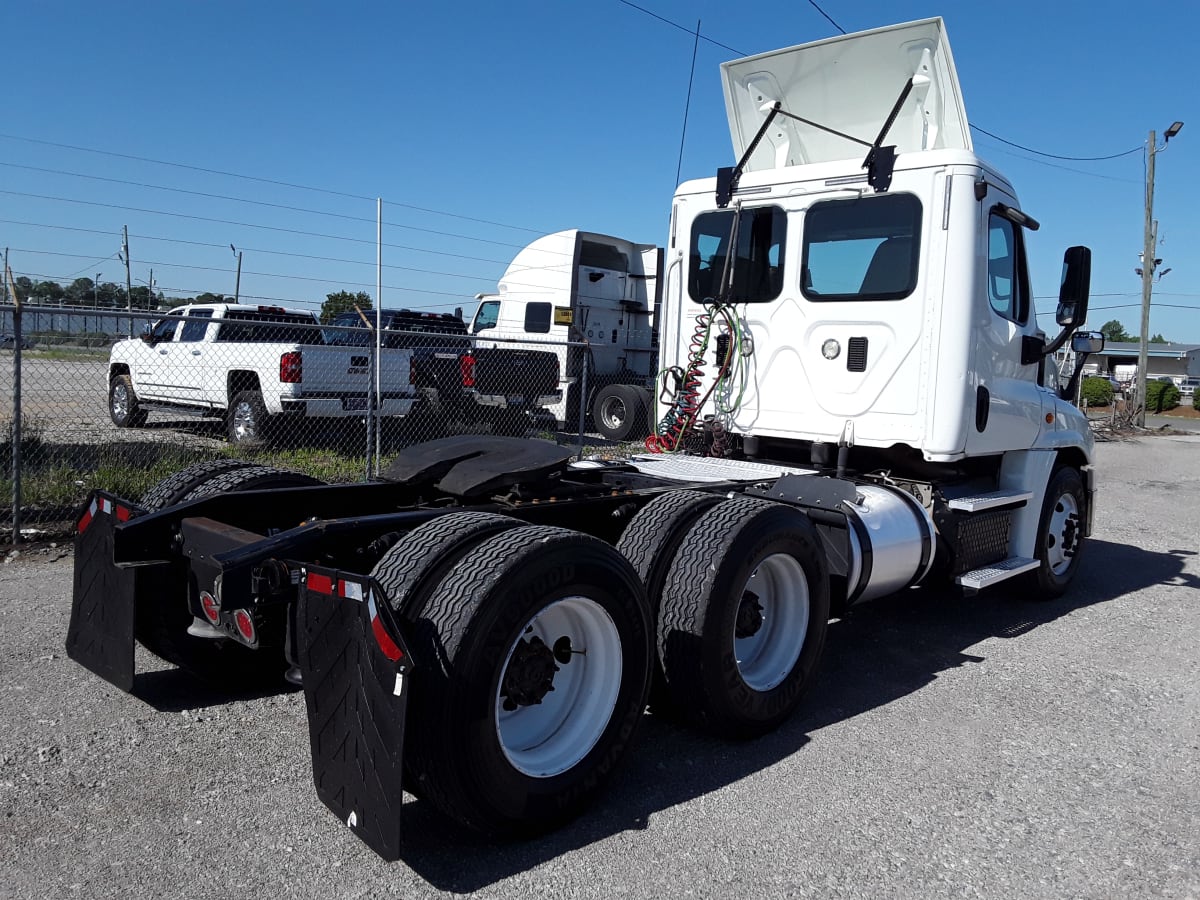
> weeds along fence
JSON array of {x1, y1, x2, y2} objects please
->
[{"x1": 1, "y1": 303, "x2": 607, "y2": 543}]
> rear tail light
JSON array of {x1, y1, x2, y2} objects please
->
[
  {"x1": 279, "y1": 351, "x2": 303, "y2": 384},
  {"x1": 460, "y1": 353, "x2": 476, "y2": 388},
  {"x1": 232, "y1": 609, "x2": 257, "y2": 644}
]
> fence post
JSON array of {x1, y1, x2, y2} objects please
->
[
  {"x1": 10, "y1": 292, "x2": 22, "y2": 545},
  {"x1": 575, "y1": 342, "x2": 590, "y2": 460}
]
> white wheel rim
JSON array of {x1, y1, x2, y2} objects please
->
[
  {"x1": 600, "y1": 397, "x2": 626, "y2": 429},
  {"x1": 495, "y1": 595, "x2": 623, "y2": 778},
  {"x1": 232, "y1": 403, "x2": 255, "y2": 440},
  {"x1": 734, "y1": 553, "x2": 811, "y2": 692},
  {"x1": 112, "y1": 384, "x2": 129, "y2": 418},
  {"x1": 1046, "y1": 491, "x2": 1080, "y2": 575}
]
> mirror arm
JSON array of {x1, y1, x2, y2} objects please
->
[{"x1": 1059, "y1": 348, "x2": 1093, "y2": 403}]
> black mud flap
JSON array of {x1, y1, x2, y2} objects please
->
[
  {"x1": 66, "y1": 493, "x2": 140, "y2": 692},
  {"x1": 296, "y1": 565, "x2": 413, "y2": 861}
]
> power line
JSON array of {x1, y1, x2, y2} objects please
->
[
  {"x1": 613, "y1": 0, "x2": 743, "y2": 53},
  {"x1": 0, "y1": 132, "x2": 544, "y2": 235},
  {"x1": 0, "y1": 218, "x2": 517, "y2": 267},
  {"x1": 805, "y1": 0, "x2": 846, "y2": 34},
  {"x1": 0, "y1": 161, "x2": 547, "y2": 238},
  {"x1": 969, "y1": 126, "x2": 1141, "y2": 162},
  {"x1": 0, "y1": 189, "x2": 533, "y2": 252}
]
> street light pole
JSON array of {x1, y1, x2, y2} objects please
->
[
  {"x1": 231, "y1": 244, "x2": 242, "y2": 304},
  {"x1": 1135, "y1": 121, "x2": 1183, "y2": 426}
]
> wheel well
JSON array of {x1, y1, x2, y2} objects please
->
[
  {"x1": 1053, "y1": 447, "x2": 1088, "y2": 474},
  {"x1": 109, "y1": 364, "x2": 130, "y2": 382},
  {"x1": 228, "y1": 370, "x2": 261, "y2": 399}
]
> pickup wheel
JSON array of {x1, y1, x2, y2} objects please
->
[
  {"x1": 133, "y1": 465, "x2": 324, "y2": 687},
  {"x1": 109, "y1": 374, "x2": 148, "y2": 428},
  {"x1": 593, "y1": 383, "x2": 648, "y2": 442},
  {"x1": 658, "y1": 496, "x2": 830, "y2": 739},
  {"x1": 227, "y1": 390, "x2": 270, "y2": 447},
  {"x1": 1027, "y1": 466, "x2": 1087, "y2": 599},
  {"x1": 616, "y1": 490, "x2": 727, "y2": 717},
  {"x1": 403, "y1": 526, "x2": 652, "y2": 836}
]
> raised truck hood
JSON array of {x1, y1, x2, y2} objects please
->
[{"x1": 721, "y1": 17, "x2": 971, "y2": 172}]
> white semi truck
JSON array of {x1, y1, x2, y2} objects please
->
[{"x1": 66, "y1": 18, "x2": 1104, "y2": 858}]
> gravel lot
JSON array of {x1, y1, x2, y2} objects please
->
[{"x1": 1, "y1": 436, "x2": 1198, "y2": 899}]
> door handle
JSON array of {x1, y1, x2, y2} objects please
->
[
  {"x1": 159, "y1": 349, "x2": 169, "y2": 355},
  {"x1": 191, "y1": 350, "x2": 202, "y2": 356}
]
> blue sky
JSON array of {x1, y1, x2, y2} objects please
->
[{"x1": 3, "y1": 1, "x2": 1198, "y2": 342}]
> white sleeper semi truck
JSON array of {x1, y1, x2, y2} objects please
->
[
  {"x1": 65, "y1": 18, "x2": 1104, "y2": 859},
  {"x1": 470, "y1": 229, "x2": 662, "y2": 440}
]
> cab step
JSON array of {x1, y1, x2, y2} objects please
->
[
  {"x1": 947, "y1": 490, "x2": 1032, "y2": 513},
  {"x1": 955, "y1": 556, "x2": 1039, "y2": 591}
]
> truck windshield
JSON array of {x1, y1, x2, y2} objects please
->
[
  {"x1": 688, "y1": 206, "x2": 785, "y2": 303},
  {"x1": 215, "y1": 310, "x2": 324, "y2": 344},
  {"x1": 801, "y1": 193, "x2": 922, "y2": 301}
]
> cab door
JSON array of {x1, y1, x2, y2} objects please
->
[{"x1": 964, "y1": 200, "x2": 1044, "y2": 454}]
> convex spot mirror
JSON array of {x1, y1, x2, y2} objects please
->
[
  {"x1": 1057, "y1": 246, "x2": 1092, "y2": 328},
  {"x1": 139, "y1": 323, "x2": 154, "y2": 343},
  {"x1": 1071, "y1": 331, "x2": 1105, "y2": 355}
]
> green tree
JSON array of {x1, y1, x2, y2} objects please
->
[
  {"x1": 320, "y1": 290, "x2": 373, "y2": 324},
  {"x1": 1099, "y1": 320, "x2": 1133, "y2": 343},
  {"x1": 65, "y1": 277, "x2": 95, "y2": 306},
  {"x1": 1149, "y1": 333, "x2": 1168, "y2": 343},
  {"x1": 32, "y1": 280, "x2": 65, "y2": 304}
]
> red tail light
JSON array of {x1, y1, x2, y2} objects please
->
[
  {"x1": 460, "y1": 354, "x2": 476, "y2": 388},
  {"x1": 279, "y1": 351, "x2": 303, "y2": 384}
]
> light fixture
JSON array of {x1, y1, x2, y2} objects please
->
[{"x1": 1164, "y1": 121, "x2": 1184, "y2": 141}]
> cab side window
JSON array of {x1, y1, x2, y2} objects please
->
[
  {"x1": 151, "y1": 312, "x2": 181, "y2": 343},
  {"x1": 524, "y1": 302, "x2": 552, "y2": 334},
  {"x1": 988, "y1": 213, "x2": 1029, "y2": 324},
  {"x1": 472, "y1": 300, "x2": 499, "y2": 333},
  {"x1": 180, "y1": 309, "x2": 213, "y2": 342}
]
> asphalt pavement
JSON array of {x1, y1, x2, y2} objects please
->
[{"x1": 1, "y1": 435, "x2": 1197, "y2": 899}]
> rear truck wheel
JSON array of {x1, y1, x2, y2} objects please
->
[
  {"x1": 616, "y1": 489, "x2": 728, "y2": 717},
  {"x1": 133, "y1": 465, "x2": 324, "y2": 687},
  {"x1": 592, "y1": 383, "x2": 648, "y2": 442},
  {"x1": 109, "y1": 374, "x2": 148, "y2": 428},
  {"x1": 370, "y1": 511, "x2": 525, "y2": 620},
  {"x1": 227, "y1": 389, "x2": 270, "y2": 447},
  {"x1": 1028, "y1": 466, "x2": 1087, "y2": 599},
  {"x1": 403, "y1": 526, "x2": 652, "y2": 836},
  {"x1": 138, "y1": 458, "x2": 257, "y2": 512},
  {"x1": 658, "y1": 496, "x2": 830, "y2": 739}
]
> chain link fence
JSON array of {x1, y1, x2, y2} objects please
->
[{"x1": 1, "y1": 302, "x2": 627, "y2": 542}]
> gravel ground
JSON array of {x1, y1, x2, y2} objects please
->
[{"x1": 1, "y1": 436, "x2": 1198, "y2": 899}]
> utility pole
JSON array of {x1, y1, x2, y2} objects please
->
[
  {"x1": 122, "y1": 225, "x2": 133, "y2": 338},
  {"x1": 231, "y1": 244, "x2": 242, "y2": 303},
  {"x1": 94, "y1": 272, "x2": 101, "y2": 337},
  {"x1": 1136, "y1": 121, "x2": 1184, "y2": 426}
]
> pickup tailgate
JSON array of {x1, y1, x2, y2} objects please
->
[
  {"x1": 298, "y1": 345, "x2": 414, "y2": 413},
  {"x1": 473, "y1": 347, "x2": 558, "y2": 397}
]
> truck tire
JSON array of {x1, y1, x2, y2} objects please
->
[
  {"x1": 403, "y1": 526, "x2": 652, "y2": 836},
  {"x1": 139, "y1": 458, "x2": 257, "y2": 512},
  {"x1": 134, "y1": 465, "x2": 324, "y2": 686},
  {"x1": 657, "y1": 495, "x2": 830, "y2": 739},
  {"x1": 1027, "y1": 466, "x2": 1087, "y2": 599},
  {"x1": 227, "y1": 389, "x2": 270, "y2": 447},
  {"x1": 370, "y1": 511, "x2": 524, "y2": 620},
  {"x1": 593, "y1": 383, "x2": 648, "y2": 442},
  {"x1": 109, "y1": 374, "x2": 148, "y2": 428},
  {"x1": 616, "y1": 489, "x2": 727, "y2": 716}
]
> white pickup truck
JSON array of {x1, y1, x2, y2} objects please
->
[{"x1": 107, "y1": 303, "x2": 415, "y2": 445}]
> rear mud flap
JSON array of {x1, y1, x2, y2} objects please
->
[
  {"x1": 66, "y1": 494, "x2": 140, "y2": 692},
  {"x1": 296, "y1": 566, "x2": 413, "y2": 861}
]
